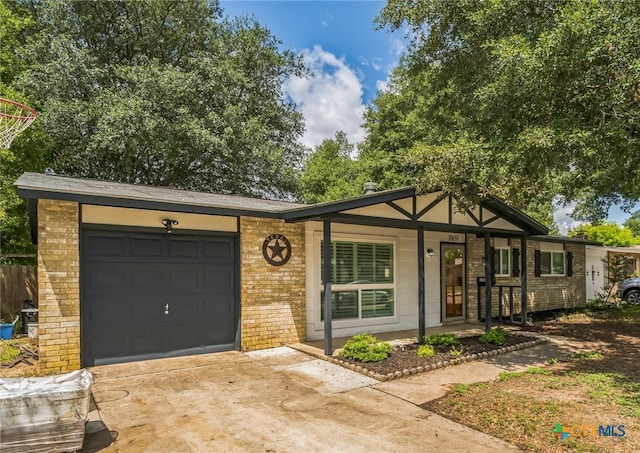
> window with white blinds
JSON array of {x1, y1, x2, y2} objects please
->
[{"x1": 320, "y1": 241, "x2": 395, "y2": 320}]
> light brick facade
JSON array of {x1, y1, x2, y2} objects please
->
[
  {"x1": 37, "y1": 199, "x2": 81, "y2": 374},
  {"x1": 240, "y1": 217, "x2": 306, "y2": 350},
  {"x1": 33, "y1": 195, "x2": 584, "y2": 373},
  {"x1": 466, "y1": 235, "x2": 587, "y2": 320}
]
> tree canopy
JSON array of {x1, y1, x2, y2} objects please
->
[
  {"x1": 1, "y1": 0, "x2": 309, "y2": 258},
  {"x1": 298, "y1": 132, "x2": 363, "y2": 203},
  {"x1": 14, "y1": 0, "x2": 306, "y2": 199},
  {"x1": 569, "y1": 222, "x2": 640, "y2": 247},
  {"x1": 358, "y1": 0, "x2": 640, "y2": 225}
]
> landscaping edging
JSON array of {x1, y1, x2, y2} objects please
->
[{"x1": 328, "y1": 336, "x2": 548, "y2": 382}]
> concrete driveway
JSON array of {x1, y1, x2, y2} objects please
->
[{"x1": 82, "y1": 346, "x2": 518, "y2": 453}]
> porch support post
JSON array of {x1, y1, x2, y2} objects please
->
[
  {"x1": 417, "y1": 225, "x2": 425, "y2": 343},
  {"x1": 520, "y1": 235, "x2": 528, "y2": 327},
  {"x1": 323, "y1": 218, "x2": 333, "y2": 356},
  {"x1": 484, "y1": 232, "x2": 492, "y2": 333}
]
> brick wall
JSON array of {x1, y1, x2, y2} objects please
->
[
  {"x1": 240, "y1": 217, "x2": 306, "y2": 350},
  {"x1": 37, "y1": 199, "x2": 80, "y2": 374},
  {"x1": 466, "y1": 235, "x2": 587, "y2": 320}
]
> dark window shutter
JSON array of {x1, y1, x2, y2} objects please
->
[
  {"x1": 534, "y1": 250, "x2": 541, "y2": 277},
  {"x1": 512, "y1": 248, "x2": 520, "y2": 277},
  {"x1": 567, "y1": 251, "x2": 573, "y2": 277}
]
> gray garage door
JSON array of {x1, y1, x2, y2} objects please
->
[{"x1": 81, "y1": 228, "x2": 238, "y2": 366}]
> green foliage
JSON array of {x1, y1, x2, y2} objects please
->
[
  {"x1": 417, "y1": 344, "x2": 435, "y2": 358},
  {"x1": 570, "y1": 351, "x2": 603, "y2": 361},
  {"x1": 569, "y1": 222, "x2": 640, "y2": 246},
  {"x1": 450, "y1": 383, "x2": 471, "y2": 396},
  {"x1": 423, "y1": 333, "x2": 460, "y2": 346},
  {"x1": 624, "y1": 210, "x2": 640, "y2": 237},
  {"x1": 367, "y1": 0, "x2": 640, "y2": 223},
  {"x1": 0, "y1": 339, "x2": 22, "y2": 363},
  {"x1": 298, "y1": 132, "x2": 362, "y2": 203},
  {"x1": 479, "y1": 327, "x2": 508, "y2": 346},
  {"x1": 338, "y1": 333, "x2": 391, "y2": 363},
  {"x1": 449, "y1": 345, "x2": 464, "y2": 357},
  {"x1": 14, "y1": 0, "x2": 306, "y2": 200}
]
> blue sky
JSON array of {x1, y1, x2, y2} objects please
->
[
  {"x1": 220, "y1": 0, "x2": 634, "y2": 230},
  {"x1": 221, "y1": 0, "x2": 403, "y2": 148}
]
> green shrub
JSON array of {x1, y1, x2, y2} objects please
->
[
  {"x1": 417, "y1": 344, "x2": 435, "y2": 357},
  {"x1": 338, "y1": 333, "x2": 391, "y2": 362},
  {"x1": 449, "y1": 345, "x2": 464, "y2": 357},
  {"x1": 424, "y1": 333, "x2": 460, "y2": 346},
  {"x1": 479, "y1": 326, "x2": 508, "y2": 346}
]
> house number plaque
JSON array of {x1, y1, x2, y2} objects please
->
[{"x1": 262, "y1": 234, "x2": 291, "y2": 266}]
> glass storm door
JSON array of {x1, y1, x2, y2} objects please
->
[{"x1": 442, "y1": 245, "x2": 465, "y2": 321}]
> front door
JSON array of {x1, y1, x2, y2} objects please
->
[{"x1": 442, "y1": 244, "x2": 465, "y2": 321}]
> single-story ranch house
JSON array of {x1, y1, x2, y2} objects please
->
[{"x1": 15, "y1": 173, "x2": 597, "y2": 374}]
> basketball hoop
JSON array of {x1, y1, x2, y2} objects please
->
[{"x1": 0, "y1": 98, "x2": 39, "y2": 149}]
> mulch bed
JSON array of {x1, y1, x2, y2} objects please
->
[{"x1": 330, "y1": 333, "x2": 545, "y2": 381}]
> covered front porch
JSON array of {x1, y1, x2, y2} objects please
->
[{"x1": 281, "y1": 187, "x2": 549, "y2": 356}]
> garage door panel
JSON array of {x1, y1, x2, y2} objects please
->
[
  {"x1": 129, "y1": 267, "x2": 171, "y2": 290},
  {"x1": 82, "y1": 228, "x2": 238, "y2": 367},
  {"x1": 130, "y1": 237, "x2": 164, "y2": 257},
  {"x1": 169, "y1": 267, "x2": 201, "y2": 289},
  {"x1": 131, "y1": 333, "x2": 165, "y2": 355},
  {"x1": 204, "y1": 268, "x2": 234, "y2": 290},
  {"x1": 204, "y1": 240, "x2": 234, "y2": 259},
  {"x1": 168, "y1": 239, "x2": 199, "y2": 258},
  {"x1": 204, "y1": 325, "x2": 235, "y2": 345},
  {"x1": 85, "y1": 235, "x2": 126, "y2": 257},
  {"x1": 86, "y1": 267, "x2": 126, "y2": 291}
]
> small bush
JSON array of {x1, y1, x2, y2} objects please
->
[
  {"x1": 424, "y1": 333, "x2": 460, "y2": 346},
  {"x1": 338, "y1": 333, "x2": 391, "y2": 362},
  {"x1": 417, "y1": 344, "x2": 435, "y2": 357},
  {"x1": 479, "y1": 326, "x2": 508, "y2": 346},
  {"x1": 449, "y1": 345, "x2": 464, "y2": 357}
]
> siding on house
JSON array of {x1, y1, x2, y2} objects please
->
[
  {"x1": 304, "y1": 223, "x2": 466, "y2": 340},
  {"x1": 466, "y1": 236, "x2": 587, "y2": 320}
]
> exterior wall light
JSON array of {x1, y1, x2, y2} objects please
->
[
  {"x1": 162, "y1": 218, "x2": 179, "y2": 233},
  {"x1": 426, "y1": 248, "x2": 436, "y2": 257}
]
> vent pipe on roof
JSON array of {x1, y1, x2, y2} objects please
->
[{"x1": 364, "y1": 182, "x2": 378, "y2": 195}]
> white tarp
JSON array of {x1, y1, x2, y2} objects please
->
[{"x1": 0, "y1": 369, "x2": 93, "y2": 453}]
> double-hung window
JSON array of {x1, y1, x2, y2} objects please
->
[
  {"x1": 493, "y1": 248, "x2": 510, "y2": 276},
  {"x1": 493, "y1": 238, "x2": 510, "y2": 277},
  {"x1": 539, "y1": 243, "x2": 565, "y2": 276},
  {"x1": 320, "y1": 240, "x2": 395, "y2": 320}
]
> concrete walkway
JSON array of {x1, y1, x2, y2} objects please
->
[{"x1": 81, "y1": 334, "x2": 594, "y2": 452}]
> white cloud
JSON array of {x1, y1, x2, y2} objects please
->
[
  {"x1": 285, "y1": 45, "x2": 366, "y2": 148},
  {"x1": 390, "y1": 37, "x2": 405, "y2": 56},
  {"x1": 358, "y1": 56, "x2": 383, "y2": 72},
  {"x1": 553, "y1": 202, "x2": 584, "y2": 236},
  {"x1": 321, "y1": 12, "x2": 332, "y2": 28}
]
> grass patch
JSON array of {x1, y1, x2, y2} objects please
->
[
  {"x1": 0, "y1": 338, "x2": 26, "y2": 364},
  {"x1": 570, "y1": 351, "x2": 603, "y2": 361}
]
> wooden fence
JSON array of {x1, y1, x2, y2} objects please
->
[{"x1": 0, "y1": 265, "x2": 37, "y2": 318}]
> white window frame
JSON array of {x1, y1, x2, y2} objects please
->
[
  {"x1": 316, "y1": 235, "x2": 397, "y2": 325},
  {"x1": 540, "y1": 243, "x2": 565, "y2": 276},
  {"x1": 494, "y1": 247, "x2": 510, "y2": 277}
]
